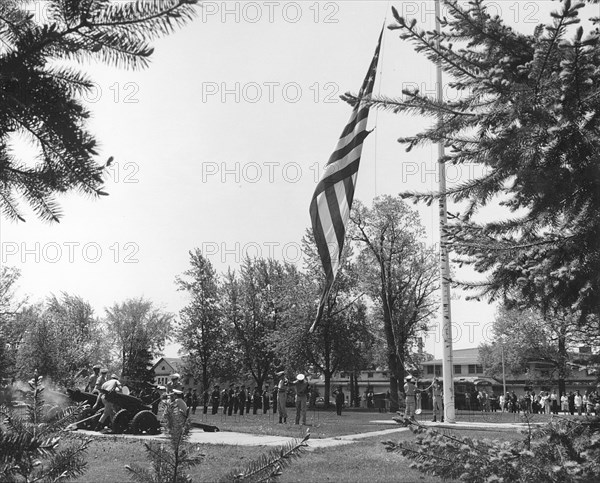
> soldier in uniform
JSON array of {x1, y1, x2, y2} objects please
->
[
  {"x1": 276, "y1": 371, "x2": 288, "y2": 423},
  {"x1": 291, "y1": 374, "x2": 308, "y2": 425},
  {"x1": 334, "y1": 385, "x2": 345, "y2": 416},
  {"x1": 165, "y1": 373, "x2": 182, "y2": 395},
  {"x1": 211, "y1": 385, "x2": 220, "y2": 414},
  {"x1": 170, "y1": 389, "x2": 188, "y2": 414},
  {"x1": 252, "y1": 387, "x2": 261, "y2": 414},
  {"x1": 272, "y1": 385, "x2": 278, "y2": 415},
  {"x1": 262, "y1": 385, "x2": 270, "y2": 414},
  {"x1": 94, "y1": 368, "x2": 109, "y2": 393},
  {"x1": 184, "y1": 388, "x2": 193, "y2": 409},
  {"x1": 232, "y1": 385, "x2": 240, "y2": 414},
  {"x1": 202, "y1": 388, "x2": 209, "y2": 414},
  {"x1": 93, "y1": 374, "x2": 122, "y2": 432},
  {"x1": 428, "y1": 378, "x2": 443, "y2": 422},
  {"x1": 403, "y1": 375, "x2": 417, "y2": 420},
  {"x1": 227, "y1": 384, "x2": 235, "y2": 416},
  {"x1": 221, "y1": 386, "x2": 229, "y2": 415},
  {"x1": 238, "y1": 385, "x2": 247, "y2": 416},
  {"x1": 191, "y1": 389, "x2": 198, "y2": 414},
  {"x1": 245, "y1": 387, "x2": 252, "y2": 413},
  {"x1": 85, "y1": 364, "x2": 101, "y2": 393}
]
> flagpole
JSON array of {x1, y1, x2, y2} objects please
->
[{"x1": 435, "y1": 0, "x2": 456, "y2": 424}]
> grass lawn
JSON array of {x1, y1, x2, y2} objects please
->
[{"x1": 69, "y1": 408, "x2": 527, "y2": 483}]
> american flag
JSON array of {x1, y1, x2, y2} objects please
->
[{"x1": 309, "y1": 30, "x2": 382, "y2": 332}]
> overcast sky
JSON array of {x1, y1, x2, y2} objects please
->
[{"x1": 1, "y1": 1, "x2": 591, "y2": 358}]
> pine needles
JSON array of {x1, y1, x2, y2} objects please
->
[
  {"x1": 219, "y1": 433, "x2": 310, "y2": 483},
  {"x1": 0, "y1": 372, "x2": 90, "y2": 482}
]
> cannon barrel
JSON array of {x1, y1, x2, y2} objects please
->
[
  {"x1": 67, "y1": 388, "x2": 101, "y2": 407},
  {"x1": 105, "y1": 391, "x2": 152, "y2": 413}
]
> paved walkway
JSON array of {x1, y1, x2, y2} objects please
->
[
  {"x1": 73, "y1": 418, "x2": 532, "y2": 448},
  {"x1": 372, "y1": 418, "x2": 542, "y2": 432},
  {"x1": 74, "y1": 426, "x2": 410, "y2": 448}
]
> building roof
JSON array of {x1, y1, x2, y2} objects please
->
[
  {"x1": 422, "y1": 348, "x2": 480, "y2": 366},
  {"x1": 151, "y1": 357, "x2": 183, "y2": 372}
]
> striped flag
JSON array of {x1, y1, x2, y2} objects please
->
[{"x1": 309, "y1": 30, "x2": 382, "y2": 332}]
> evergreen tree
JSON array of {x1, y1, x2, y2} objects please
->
[
  {"x1": 126, "y1": 402, "x2": 202, "y2": 483},
  {"x1": 0, "y1": 372, "x2": 89, "y2": 482},
  {"x1": 0, "y1": 266, "x2": 27, "y2": 378},
  {"x1": 0, "y1": 0, "x2": 198, "y2": 221},
  {"x1": 352, "y1": 0, "x2": 600, "y2": 321}
]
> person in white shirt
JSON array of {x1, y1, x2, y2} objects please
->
[
  {"x1": 94, "y1": 375, "x2": 122, "y2": 431},
  {"x1": 170, "y1": 389, "x2": 188, "y2": 414}
]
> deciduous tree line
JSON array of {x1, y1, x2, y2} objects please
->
[
  {"x1": 0, "y1": 275, "x2": 172, "y2": 391},
  {"x1": 0, "y1": 196, "x2": 438, "y2": 410}
]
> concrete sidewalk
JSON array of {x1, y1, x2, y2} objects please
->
[
  {"x1": 73, "y1": 417, "x2": 532, "y2": 448},
  {"x1": 74, "y1": 426, "x2": 410, "y2": 448},
  {"x1": 371, "y1": 418, "x2": 541, "y2": 432}
]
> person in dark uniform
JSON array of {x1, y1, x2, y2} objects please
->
[
  {"x1": 367, "y1": 388, "x2": 374, "y2": 409},
  {"x1": 191, "y1": 389, "x2": 198, "y2": 415},
  {"x1": 221, "y1": 387, "x2": 229, "y2": 415},
  {"x1": 246, "y1": 387, "x2": 252, "y2": 413},
  {"x1": 252, "y1": 387, "x2": 261, "y2": 414},
  {"x1": 262, "y1": 385, "x2": 270, "y2": 414},
  {"x1": 568, "y1": 391, "x2": 575, "y2": 415},
  {"x1": 184, "y1": 388, "x2": 193, "y2": 409},
  {"x1": 227, "y1": 384, "x2": 235, "y2": 416},
  {"x1": 334, "y1": 386, "x2": 345, "y2": 416},
  {"x1": 202, "y1": 388, "x2": 209, "y2": 414},
  {"x1": 272, "y1": 385, "x2": 278, "y2": 415},
  {"x1": 211, "y1": 385, "x2": 220, "y2": 414},
  {"x1": 238, "y1": 385, "x2": 247, "y2": 416},
  {"x1": 233, "y1": 385, "x2": 240, "y2": 414}
]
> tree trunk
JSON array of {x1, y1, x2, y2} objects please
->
[
  {"x1": 382, "y1": 276, "x2": 401, "y2": 412},
  {"x1": 383, "y1": 312, "x2": 400, "y2": 412},
  {"x1": 557, "y1": 330, "x2": 567, "y2": 398},
  {"x1": 324, "y1": 370, "x2": 331, "y2": 408},
  {"x1": 202, "y1": 364, "x2": 208, "y2": 391}
]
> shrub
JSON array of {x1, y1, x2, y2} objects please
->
[
  {"x1": 0, "y1": 373, "x2": 89, "y2": 482},
  {"x1": 384, "y1": 416, "x2": 600, "y2": 482},
  {"x1": 127, "y1": 402, "x2": 310, "y2": 483}
]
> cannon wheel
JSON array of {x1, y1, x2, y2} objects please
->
[
  {"x1": 112, "y1": 409, "x2": 132, "y2": 434},
  {"x1": 131, "y1": 410, "x2": 160, "y2": 435}
]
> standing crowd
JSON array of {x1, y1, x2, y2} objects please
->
[{"x1": 499, "y1": 389, "x2": 600, "y2": 415}]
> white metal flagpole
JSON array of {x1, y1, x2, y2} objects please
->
[{"x1": 435, "y1": 0, "x2": 456, "y2": 424}]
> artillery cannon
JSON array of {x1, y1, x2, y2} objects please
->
[
  {"x1": 66, "y1": 388, "x2": 160, "y2": 434},
  {"x1": 104, "y1": 390, "x2": 161, "y2": 434}
]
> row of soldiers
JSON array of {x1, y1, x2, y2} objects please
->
[
  {"x1": 205, "y1": 382, "x2": 280, "y2": 416},
  {"x1": 201, "y1": 372, "x2": 309, "y2": 424}
]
